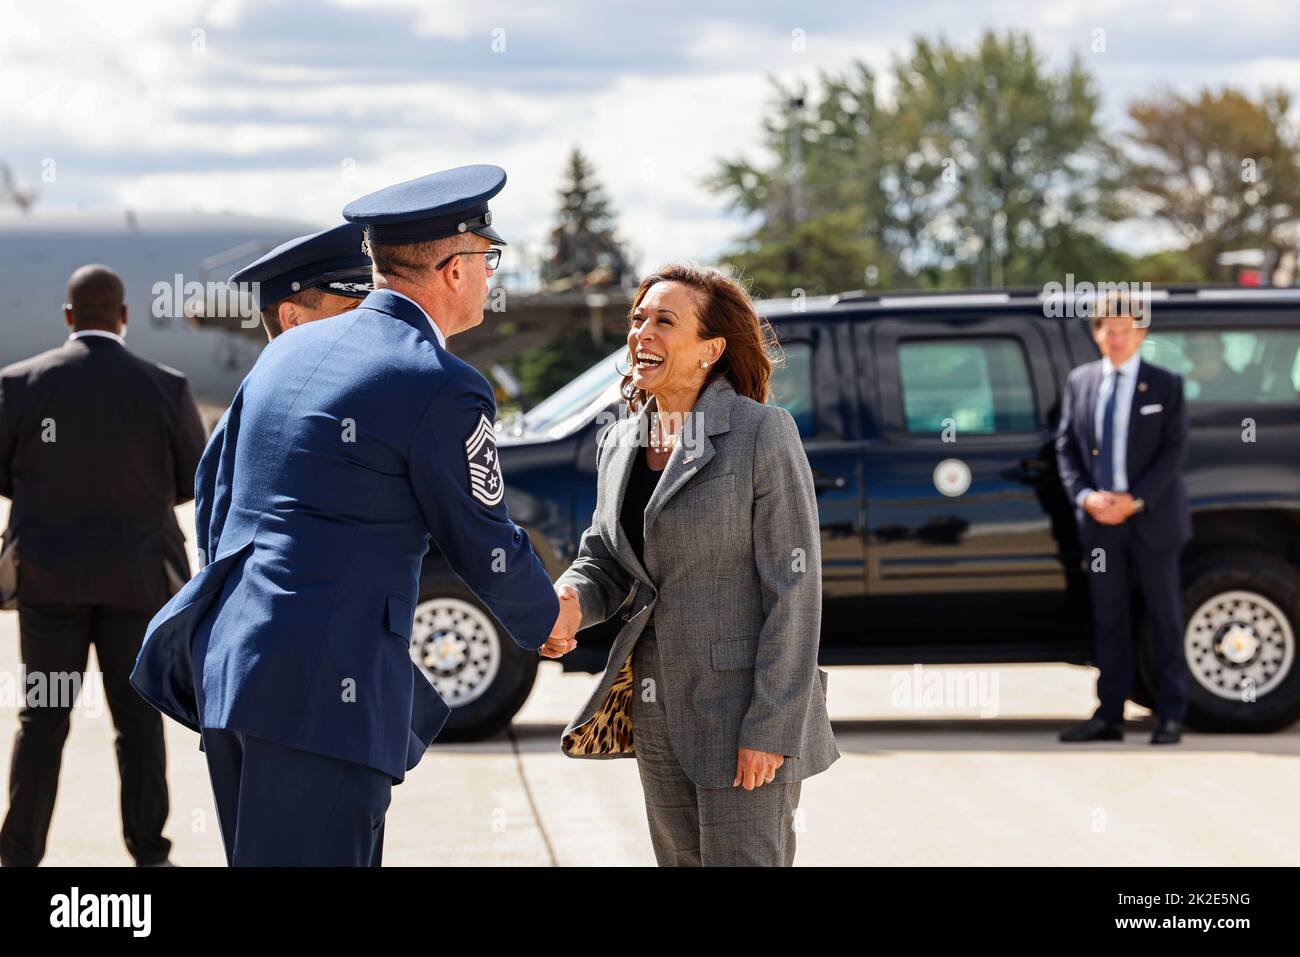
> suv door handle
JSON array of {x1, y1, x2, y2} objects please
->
[
  {"x1": 812, "y1": 471, "x2": 847, "y2": 493},
  {"x1": 1001, "y1": 459, "x2": 1050, "y2": 484}
]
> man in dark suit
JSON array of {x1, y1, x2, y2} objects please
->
[
  {"x1": 0, "y1": 264, "x2": 206, "y2": 865},
  {"x1": 1055, "y1": 292, "x2": 1192, "y2": 745}
]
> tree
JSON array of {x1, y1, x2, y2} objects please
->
[
  {"x1": 542, "y1": 148, "x2": 633, "y2": 290},
  {"x1": 886, "y1": 32, "x2": 1124, "y2": 286},
  {"x1": 707, "y1": 66, "x2": 900, "y2": 295},
  {"x1": 1124, "y1": 88, "x2": 1300, "y2": 280},
  {"x1": 708, "y1": 32, "x2": 1128, "y2": 292},
  {"x1": 1126, "y1": 249, "x2": 1207, "y2": 285},
  {"x1": 510, "y1": 329, "x2": 613, "y2": 406}
]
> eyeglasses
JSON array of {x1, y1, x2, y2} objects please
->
[{"x1": 435, "y1": 248, "x2": 501, "y2": 271}]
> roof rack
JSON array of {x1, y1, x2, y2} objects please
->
[
  {"x1": 830, "y1": 284, "x2": 1300, "y2": 308},
  {"x1": 1194, "y1": 287, "x2": 1300, "y2": 301}
]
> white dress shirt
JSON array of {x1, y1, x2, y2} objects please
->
[
  {"x1": 68, "y1": 328, "x2": 126, "y2": 346},
  {"x1": 384, "y1": 290, "x2": 447, "y2": 350},
  {"x1": 1075, "y1": 350, "x2": 1141, "y2": 507}
]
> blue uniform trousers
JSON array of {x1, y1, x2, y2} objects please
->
[{"x1": 200, "y1": 728, "x2": 392, "y2": 867}]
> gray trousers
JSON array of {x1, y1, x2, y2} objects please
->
[{"x1": 630, "y1": 626, "x2": 801, "y2": 866}]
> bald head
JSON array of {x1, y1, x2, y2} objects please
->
[{"x1": 66, "y1": 264, "x2": 126, "y2": 333}]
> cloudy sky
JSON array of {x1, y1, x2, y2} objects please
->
[{"x1": 3, "y1": 0, "x2": 1299, "y2": 272}]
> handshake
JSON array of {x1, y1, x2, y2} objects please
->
[{"x1": 539, "y1": 583, "x2": 582, "y2": 659}]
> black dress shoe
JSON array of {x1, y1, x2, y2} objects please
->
[
  {"x1": 1059, "y1": 717, "x2": 1124, "y2": 742},
  {"x1": 1150, "y1": 719, "x2": 1183, "y2": 744}
]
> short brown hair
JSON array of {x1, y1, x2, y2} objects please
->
[
  {"x1": 620, "y1": 262, "x2": 782, "y2": 412},
  {"x1": 260, "y1": 286, "x2": 324, "y2": 339},
  {"x1": 1090, "y1": 287, "x2": 1141, "y2": 332},
  {"x1": 365, "y1": 232, "x2": 464, "y2": 283}
]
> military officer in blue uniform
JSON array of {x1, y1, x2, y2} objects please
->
[{"x1": 131, "y1": 166, "x2": 568, "y2": 865}]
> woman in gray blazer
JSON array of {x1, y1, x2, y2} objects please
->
[{"x1": 541, "y1": 262, "x2": 839, "y2": 866}]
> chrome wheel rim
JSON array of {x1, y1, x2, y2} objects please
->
[
  {"x1": 410, "y1": 598, "x2": 501, "y2": 708},
  {"x1": 1185, "y1": 590, "x2": 1294, "y2": 701}
]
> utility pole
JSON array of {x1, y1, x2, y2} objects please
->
[
  {"x1": 786, "y1": 96, "x2": 806, "y2": 282},
  {"x1": 966, "y1": 98, "x2": 989, "y2": 288}
]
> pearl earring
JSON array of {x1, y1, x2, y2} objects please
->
[{"x1": 699, "y1": 360, "x2": 709, "y2": 369}]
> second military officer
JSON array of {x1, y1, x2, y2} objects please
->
[
  {"x1": 197, "y1": 222, "x2": 375, "y2": 565},
  {"x1": 232, "y1": 220, "x2": 374, "y2": 340}
]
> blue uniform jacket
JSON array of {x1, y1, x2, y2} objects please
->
[{"x1": 130, "y1": 290, "x2": 559, "y2": 782}]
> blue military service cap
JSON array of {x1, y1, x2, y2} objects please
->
[
  {"x1": 229, "y1": 222, "x2": 373, "y2": 308},
  {"x1": 342, "y1": 164, "x2": 507, "y2": 246}
]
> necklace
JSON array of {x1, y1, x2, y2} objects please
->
[{"x1": 649, "y1": 412, "x2": 676, "y2": 454}]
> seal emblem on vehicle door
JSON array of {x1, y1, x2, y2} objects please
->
[{"x1": 933, "y1": 458, "x2": 972, "y2": 497}]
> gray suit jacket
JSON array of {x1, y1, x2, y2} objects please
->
[{"x1": 556, "y1": 375, "x2": 839, "y2": 788}]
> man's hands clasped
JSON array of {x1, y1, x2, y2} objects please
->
[
  {"x1": 539, "y1": 583, "x2": 582, "y2": 658},
  {"x1": 1084, "y1": 490, "x2": 1139, "y2": 526}
]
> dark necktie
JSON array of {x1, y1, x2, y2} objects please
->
[{"x1": 1097, "y1": 370, "x2": 1122, "y2": 490}]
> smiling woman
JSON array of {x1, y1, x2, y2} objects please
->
[
  {"x1": 619, "y1": 261, "x2": 783, "y2": 415},
  {"x1": 552, "y1": 260, "x2": 838, "y2": 867}
]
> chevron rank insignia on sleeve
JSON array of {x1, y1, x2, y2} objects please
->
[{"x1": 465, "y1": 412, "x2": 505, "y2": 507}]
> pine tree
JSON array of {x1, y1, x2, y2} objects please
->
[{"x1": 543, "y1": 148, "x2": 632, "y2": 289}]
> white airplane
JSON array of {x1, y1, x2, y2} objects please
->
[{"x1": 0, "y1": 209, "x2": 324, "y2": 414}]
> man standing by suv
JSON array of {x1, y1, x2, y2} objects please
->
[{"x1": 1056, "y1": 291, "x2": 1192, "y2": 745}]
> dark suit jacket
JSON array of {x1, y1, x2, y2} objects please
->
[
  {"x1": 1055, "y1": 357, "x2": 1192, "y2": 550},
  {"x1": 130, "y1": 291, "x2": 560, "y2": 782},
  {"x1": 0, "y1": 334, "x2": 206, "y2": 610}
]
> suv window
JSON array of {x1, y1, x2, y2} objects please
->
[
  {"x1": 1141, "y1": 329, "x2": 1300, "y2": 404},
  {"x1": 768, "y1": 340, "x2": 815, "y2": 437},
  {"x1": 898, "y1": 337, "x2": 1037, "y2": 434}
]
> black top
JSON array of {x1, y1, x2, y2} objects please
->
[
  {"x1": 620, "y1": 446, "x2": 664, "y2": 570},
  {"x1": 0, "y1": 335, "x2": 207, "y2": 610}
]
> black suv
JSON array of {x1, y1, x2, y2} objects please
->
[{"x1": 412, "y1": 286, "x2": 1300, "y2": 739}]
